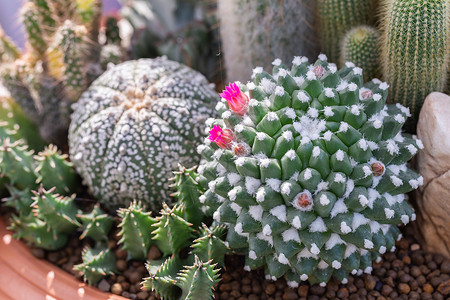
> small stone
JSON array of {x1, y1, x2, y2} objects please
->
[
  {"x1": 410, "y1": 243, "x2": 421, "y2": 251},
  {"x1": 365, "y1": 275, "x2": 376, "y2": 290},
  {"x1": 381, "y1": 285, "x2": 393, "y2": 296},
  {"x1": 116, "y1": 259, "x2": 127, "y2": 272},
  {"x1": 398, "y1": 283, "x2": 410, "y2": 294},
  {"x1": 402, "y1": 255, "x2": 411, "y2": 265},
  {"x1": 399, "y1": 274, "x2": 412, "y2": 283},
  {"x1": 115, "y1": 248, "x2": 127, "y2": 260},
  {"x1": 411, "y1": 266, "x2": 421, "y2": 277},
  {"x1": 136, "y1": 291, "x2": 148, "y2": 299},
  {"x1": 147, "y1": 245, "x2": 161, "y2": 260},
  {"x1": 337, "y1": 287, "x2": 349, "y2": 298},
  {"x1": 441, "y1": 261, "x2": 450, "y2": 274},
  {"x1": 437, "y1": 279, "x2": 450, "y2": 295},
  {"x1": 265, "y1": 283, "x2": 276, "y2": 295},
  {"x1": 412, "y1": 253, "x2": 425, "y2": 265},
  {"x1": 423, "y1": 283, "x2": 434, "y2": 294},
  {"x1": 97, "y1": 279, "x2": 111, "y2": 292},
  {"x1": 309, "y1": 285, "x2": 325, "y2": 295},
  {"x1": 298, "y1": 285, "x2": 309, "y2": 297},
  {"x1": 282, "y1": 290, "x2": 298, "y2": 300},
  {"x1": 47, "y1": 252, "x2": 60, "y2": 263},
  {"x1": 111, "y1": 283, "x2": 123, "y2": 295},
  {"x1": 241, "y1": 285, "x2": 252, "y2": 294},
  {"x1": 31, "y1": 248, "x2": 45, "y2": 259}
]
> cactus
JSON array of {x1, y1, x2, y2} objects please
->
[
  {"x1": 196, "y1": 55, "x2": 423, "y2": 286},
  {"x1": 78, "y1": 204, "x2": 114, "y2": 242},
  {"x1": 340, "y1": 25, "x2": 381, "y2": 81},
  {"x1": 218, "y1": 0, "x2": 320, "y2": 82},
  {"x1": 117, "y1": 202, "x2": 156, "y2": 260},
  {"x1": 380, "y1": 0, "x2": 450, "y2": 130},
  {"x1": 0, "y1": 0, "x2": 123, "y2": 145},
  {"x1": 318, "y1": 0, "x2": 375, "y2": 64},
  {"x1": 74, "y1": 245, "x2": 117, "y2": 285},
  {"x1": 69, "y1": 58, "x2": 218, "y2": 211},
  {"x1": 2, "y1": 186, "x2": 35, "y2": 216}
]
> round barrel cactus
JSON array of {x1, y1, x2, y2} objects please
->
[
  {"x1": 69, "y1": 57, "x2": 218, "y2": 211},
  {"x1": 197, "y1": 55, "x2": 423, "y2": 286}
]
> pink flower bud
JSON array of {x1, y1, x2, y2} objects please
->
[
  {"x1": 208, "y1": 125, "x2": 235, "y2": 149},
  {"x1": 219, "y1": 83, "x2": 249, "y2": 115}
]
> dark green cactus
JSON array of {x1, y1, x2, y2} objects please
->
[
  {"x1": 0, "y1": 26, "x2": 20, "y2": 63},
  {"x1": 74, "y1": 245, "x2": 117, "y2": 285},
  {"x1": 2, "y1": 185, "x2": 34, "y2": 216},
  {"x1": 198, "y1": 55, "x2": 423, "y2": 286},
  {"x1": 340, "y1": 25, "x2": 381, "y2": 81},
  {"x1": 78, "y1": 204, "x2": 114, "y2": 242},
  {"x1": 117, "y1": 201, "x2": 156, "y2": 261},
  {"x1": 21, "y1": 2, "x2": 47, "y2": 56},
  {"x1": 380, "y1": 0, "x2": 450, "y2": 130},
  {"x1": 191, "y1": 224, "x2": 228, "y2": 267}
]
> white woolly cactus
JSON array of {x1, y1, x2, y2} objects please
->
[
  {"x1": 197, "y1": 55, "x2": 423, "y2": 286},
  {"x1": 69, "y1": 57, "x2": 218, "y2": 211}
]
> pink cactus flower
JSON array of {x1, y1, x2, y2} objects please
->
[
  {"x1": 219, "y1": 83, "x2": 249, "y2": 115},
  {"x1": 208, "y1": 125, "x2": 235, "y2": 149}
]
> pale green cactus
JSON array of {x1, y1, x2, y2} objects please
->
[
  {"x1": 74, "y1": 245, "x2": 117, "y2": 285},
  {"x1": 78, "y1": 204, "x2": 114, "y2": 242}
]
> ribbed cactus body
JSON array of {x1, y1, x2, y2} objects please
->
[
  {"x1": 340, "y1": 26, "x2": 381, "y2": 81},
  {"x1": 380, "y1": 0, "x2": 450, "y2": 129},
  {"x1": 22, "y1": 3, "x2": 47, "y2": 56},
  {"x1": 318, "y1": 0, "x2": 374, "y2": 64},
  {"x1": 0, "y1": 27, "x2": 20, "y2": 63},
  {"x1": 78, "y1": 205, "x2": 114, "y2": 242},
  {"x1": 74, "y1": 245, "x2": 117, "y2": 285},
  {"x1": 218, "y1": 0, "x2": 320, "y2": 82},
  {"x1": 69, "y1": 58, "x2": 218, "y2": 211},
  {"x1": 198, "y1": 55, "x2": 423, "y2": 286}
]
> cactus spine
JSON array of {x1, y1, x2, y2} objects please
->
[
  {"x1": 74, "y1": 245, "x2": 117, "y2": 285},
  {"x1": 218, "y1": 0, "x2": 320, "y2": 82},
  {"x1": 380, "y1": 0, "x2": 450, "y2": 129},
  {"x1": 318, "y1": 0, "x2": 374, "y2": 64},
  {"x1": 340, "y1": 25, "x2": 381, "y2": 81}
]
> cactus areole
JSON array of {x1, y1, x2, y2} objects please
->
[
  {"x1": 197, "y1": 55, "x2": 423, "y2": 286},
  {"x1": 69, "y1": 57, "x2": 218, "y2": 211}
]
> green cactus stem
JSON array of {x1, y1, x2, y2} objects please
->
[
  {"x1": 340, "y1": 25, "x2": 381, "y2": 81},
  {"x1": 74, "y1": 245, "x2": 117, "y2": 285},
  {"x1": 2, "y1": 185, "x2": 34, "y2": 216},
  {"x1": 21, "y1": 2, "x2": 47, "y2": 56},
  {"x1": 318, "y1": 0, "x2": 375, "y2": 64},
  {"x1": 191, "y1": 224, "x2": 228, "y2": 267},
  {"x1": 117, "y1": 201, "x2": 156, "y2": 261},
  {"x1": 0, "y1": 26, "x2": 20, "y2": 63},
  {"x1": 380, "y1": 0, "x2": 450, "y2": 130},
  {"x1": 30, "y1": 0, "x2": 57, "y2": 34},
  {"x1": 78, "y1": 204, "x2": 114, "y2": 242}
]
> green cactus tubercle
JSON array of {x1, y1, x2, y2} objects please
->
[
  {"x1": 197, "y1": 54, "x2": 423, "y2": 286},
  {"x1": 74, "y1": 245, "x2": 117, "y2": 285},
  {"x1": 78, "y1": 204, "x2": 114, "y2": 242}
]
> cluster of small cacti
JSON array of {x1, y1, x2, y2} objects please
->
[
  {"x1": 196, "y1": 55, "x2": 423, "y2": 286},
  {"x1": 68, "y1": 57, "x2": 218, "y2": 212},
  {"x1": 119, "y1": 0, "x2": 222, "y2": 83},
  {"x1": 0, "y1": 0, "x2": 123, "y2": 144},
  {"x1": 115, "y1": 166, "x2": 226, "y2": 299}
]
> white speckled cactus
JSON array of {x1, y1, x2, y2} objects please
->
[
  {"x1": 197, "y1": 55, "x2": 423, "y2": 286},
  {"x1": 69, "y1": 57, "x2": 218, "y2": 211}
]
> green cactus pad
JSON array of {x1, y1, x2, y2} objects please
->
[
  {"x1": 117, "y1": 201, "x2": 156, "y2": 261},
  {"x1": 78, "y1": 204, "x2": 114, "y2": 242},
  {"x1": 74, "y1": 245, "x2": 117, "y2": 285},
  {"x1": 198, "y1": 55, "x2": 423, "y2": 286},
  {"x1": 68, "y1": 57, "x2": 218, "y2": 211},
  {"x1": 191, "y1": 224, "x2": 228, "y2": 267}
]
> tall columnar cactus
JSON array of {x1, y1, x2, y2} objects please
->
[
  {"x1": 218, "y1": 0, "x2": 320, "y2": 82},
  {"x1": 340, "y1": 26, "x2": 381, "y2": 82},
  {"x1": 69, "y1": 58, "x2": 218, "y2": 211},
  {"x1": 380, "y1": 0, "x2": 450, "y2": 130},
  {"x1": 318, "y1": 0, "x2": 375, "y2": 64},
  {"x1": 196, "y1": 55, "x2": 423, "y2": 286},
  {"x1": 0, "y1": 0, "x2": 122, "y2": 144}
]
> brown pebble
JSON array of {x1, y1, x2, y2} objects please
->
[
  {"x1": 402, "y1": 255, "x2": 411, "y2": 265},
  {"x1": 309, "y1": 285, "x2": 325, "y2": 295},
  {"x1": 129, "y1": 284, "x2": 137, "y2": 294},
  {"x1": 265, "y1": 283, "x2": 276, "y2": 295},
  {"x1": 136, "y1": 291, "x2": 148, "y2": 299},
  {"x1": 437, "y1": 279, "x2": 450, "y2": 295},
  {"x1": 421, "y1": 292, "x2": 433, "y2": 299},
  {"x1": 121, "y1": 281, "x2": 130, "y2": 291},
  {"x1": 409, "y1": 291, "x2": 421, "y2": 300},
  {"x1": 381, "y1": 285, "x2": 393, "y2": 296},
  {"x1": 398, "y1": 283, "x2": 410, "y2": 294},
  {"x1": 411, "y1": 266, "x2": 421, "y2": 277},
  {"x1": 428, "y1": 261, "x2": 438, "y2": 270},
  {"x1": 111, "y1": 283, "x2": 123, "y2": 295},
  {"x1": 116, "y1": 259, "x2": 127, "y2": 272},
  {"x1": 410, "y1": 280, "x2": 418, "y2": 291},
  {"x1": 430, "y1": 276, "x2": 442, "y2": 287},
  {"x1": 410, "y1": 243, "x2": 420, "y2": 251},
  {"x1": 417, "y1": 275, "x2": 426, "y2": 286},
  {"x1": 222, "y1": 273, "x2": 232, "y2": 283},
  {"x1": 337, "y1": 287, "x2": 349, "y2": 298},
  {"x1": 31, "y1": 248, "x2": 45, "y2": 259},
  {"x1": 115, "y1": 248, "x2": 127, "y2": 260},
  {"x1": 129, "y1": 271, "x2": 142, "y2": 284},
  {"x1": 297, "y1": 285, "x2": 308, "y2": 297},
  {"x1": 282, "y1": 290, "x2": 298, "y2": 300},
  {"x1": 399, "y1": 273, "x2": 411, "y2": 283},
  {"x1": 219, "y1": 283, "x2": 231, "y2": 292},
  {"x1": 397, "y1": 238, "x2": 409, "y2": 250},
  {"x1": 423, "y1": 283, "x2": 434, "y2": 294},
  {"x1": 97, "y1": 279, "x2": 111, "y2": 292},
  {"x1": 412, "y1": 253, "x2": 425, "y2": 265},
  {"x1": 348, "y1": 283, "x2": 357, "y2": 293},
  {"x1": 441, "y1": 261, "x2": 450, "y2": 274},
  {"x1": 241, "y1": 285, "x2": 252, "y2": 294},
  {"x1": 47, "y1": 252, "x2": 60, "y2": 263},
  {"x1": 230, "y1": 289, "x2": 240, "y2": 298},
  {"x1": 248, "y1": 295, "x2": 259, "y2": 300},
  {"x1": 365, "y1": 275, "x2": 376, "y2": 290},
  {"x1": 147, "y1": 245, "x2": 161, "y2": 260}
]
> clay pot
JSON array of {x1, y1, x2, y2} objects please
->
[{"x1": 0, "y1": 217, "x2": 126, "y2": 300}]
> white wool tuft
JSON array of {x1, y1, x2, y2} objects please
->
[
  {"x1": 379, "y1": 246, "x2": 387, "y2": 254},
  {"x1": 324, "y1": 106, "x2": 334, "y2": 117},
  {"x1": 307, "y1": 107, "x2": 319, "y2": 118},
  {"x1": 336, "y1": 80, "x2": 349, "y2": 91},
  {"x1": 278, "y1": 253, "x2": 289, "y2": 265},
  {"x1": 334, "y1": 173, "x2": 346, "y2": 183},
  {"x1": 372, "y1": 93, "x2": 382, "y2": 102},
  {"x1": 249, "y1": 98, "x2": 259, "y2": 107},
  {"x1": 208, "y1": 180, "x2": 217, "y2": 192},
  {"x1": 270, "y1": 205, "x2": 287, "y2": 222},
  {"x1": 340, "y1": 222, "x2": 352, "y2": 234},
  {"x1": 310, "y1": 243, "x2": 321, "y2": 254},
  {"x1": 287, "y1": 281, "x2": 299, "y2": 288},
  {"x1": 348, "y1": 83, "x2": 358, "y2": 91},
  {"x1": 275, "y1": 86, "x2": 285, "y2": 96},
  {"x1": 245, "y1": 177, "x2": 261, "y2": 194},
  {"x1": 335, "y1": 150, "x2": 345, "y2": 161},
  {"x1": 197, "y1": 144, "x2": 207, "y2": 154},
  {"x1": 285, "y1": 108, "x2": 296, "y2": 119},
  {"x1": 256, "y1": 132, "x2": 267, "y2": 141},
  {"x1": 358, "y1": 139, "x2": 368, "y2": 151},
  {"x1": 318, "y1": 54, "x2": 328, "y2": 61},
  {"x1": 227, "y1": 173, "x2": 241, "y2": 186},
  {"x1": 292, "y1": 56, "x2": 308, "y2": 65},
  {"x1": 309, "y1": 217, "x2": 327, "y2": 232},
  {"x1": 406, "y1": 144, "x2": 418, "y2": 155},
  {"x1": 282, "y1": 228, "x2": 301, "y2": 243},
  {"x1": 379, "y1": 82, "x2": 389, "y2": 90},
  {"x1": 216, "y1": 163, "x2": 226, "y2": 176},
  {"x1": 259, "y1": 158, "x2": 270, "y2": 168},
  {"x1": 351, "y1": 105, "x2": 361, "y2": 115},
  {"x1": 388, "y1": 165, "x2": 401, "y2": 175},
  {"x1": 320, "y1": 193, "x2": 330, "y2": 205},
  {"x1": 415, "y1": 139, "x2": 424, "y2": 149},
  {"x1": 339, "y1": 122, "x2": 349, "y2": 132},
  {"x1": 256, "y1": 188, "x2": 266, "y2": 202},
  {"x1": 248, "y1": 205, "x2": 264, "y2": 221},
  {"x1": 359, "y1": 195, "x2": 369, "y2": 207},
  {"x1": 261, "y1": 78, "x2": 276, "y2": 94},
  {"x1": 364, "y1": 239, "x2": 374, "y2": 249},
  {"x1": 213, "y1": 211, "x2": 220, "y2": 222},
  {"x1": 234, "y1": 124, "x2": 244, "y2": 133},
  {"x1": 249, "y1": 250, "x2": 257, "y2": 260},
  {"x1": 332, "y1": 260, "x2": 342, "y2": 269},
  {"x1": 213, "y1": 149, "x2": 223, "y2": 161},
  {"x1": 303, "y1": 168, "x2": 312, "y2": 180},
  {"x1": 325, "y1": 233, "x2": 346, "y2": 250},
  {"x1": 364, "y1": 267, "x2": 373, "y2": 274},
  {"x1": 234, "y1": 222, "x2": 243, "y2": 234},
  {"x1": 266, "y1": 178, "x2": 282, "y2": 192},
  {"x1": 394, "y1": 114, "x2": 405, "y2": 123},
  {"x1": 300, "y1": 274, "x2": 309, "y2": 281},
  {"x1": 323, "y1": 130, "x2": 333, "y2": 141},
  {"x1": 317, "y1": 181, "x2": 329, "y2": 192},
  {"x1": 352, "y1": 213, "x2": 370, "y2": 230},
  {"x1": 363, "y1": 166, "x2": 372, "y2": 177},
  {"x1": 384, "y1": 208, "x2": 395, "y2": 219},
  {"x1": 353, "y1": 67, "x2": 363, "y2": 75},
  {"x1": 234, "y1": 157, "x2": 246, "y2": 167},
  {"x1": 199, "y1": 195, "x2": 206, "y2": 204},
  {"x1": 342, "y1": 278, "x2": 348, "y2": 284},
  {"x1": 280, "y1": 182, "x2": 291, "y2": 195},
  {"x1": 344, "y1": 244, "x2": 358, "y2": 258},
  {"x1": 230, "y1": 202, "x2": 242, "y2": 215},
  {"x1": 294, "y1": 115, "x2": 326, "y2": 141},
  {"x1": 252, "y1": 66, "x2": 263, "y2": 75},
  {"x1": 284, "y1": 149, "x2": 297, "y2": 160},
  {"x1": 257, "y1": 232, "x2": 274, "y2": 246},
  {"x1": 324, "y1": 88, "x2": 335, "y2": 98},
  {"x1": 312, "y1": 146, "x2": 321, "y2": 158},
  {"x1": 293, "y1": 76, "x2": 305, "y2": 86},
  {"x1": 372, "y1": 78, "x2": 382, "y2": 84},
  {"x1": 306, "y1": 71, "x2": 317, "y2": 80},
  {"x1": 292, "y1": 216, "x2": 302, "y2": 229},
  {"x1": 331, "y1": 199, "x2": 348, "y2": 217},
  {"x1": 272, "y1": 58, "x2": 282, "y2": 66},
  {"x1": 221, "y1": 111, "x2": 232, "y2": 119},
  {"x1": 401, "y1": 215, "x2": 410, "y2": 225},
  {"x1": 369, "y1": 221, "x2": 381, "y2": 233},
  {"x1": 345, "y1": 62, "x2": 355, "y2": 68},
  {"x1": 318, "y1": 260, "x2": 329, "y2": 269},
  {"x1": 390, "y1": 175, "x2": 403, "y2": 187},
  {"x1": 266, "y1": 112, "x2": 279, "y2": 121},
  {"x1": 297, "y1": 91, "x2": 310, "y2": 103},
  {"x1": 282, "y1": 131, "x2": 293, "y2": 141},
  {"x1": 277, "y1": 69, "x2": 287, "y2": 78},
  {"x1": 409, "y1": 179, "x2": 420, "y2": 189},
  {"x1": 373, "y1": 118, "x2": 383, "y2": 129},
  {"x1": 344, "y1": 179, "x2": 355, "y2": 198},
  {"x1": 263, "y1": 224, "x2": 272, "y2": 236},
  {"x1": 228, "y1": 187, "x2": 240, "y2": 201},
  {"x1": 297, "y1": 247, "x2": 317, "y2": 260},
  {"x1": 328, "y1": 63, "x2": 337, "y2": 73},
  {"x1": 386, "y1": 140, "x2": 400, "y2": 155}
]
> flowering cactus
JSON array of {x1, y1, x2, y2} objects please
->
[{"x1": 197, "y1": 55, "x2": 423, "y2": 286}]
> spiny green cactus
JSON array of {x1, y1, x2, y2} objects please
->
[
  {"x1": 0, "y1": 27, "x2": 20, "y2": 63},
  {"x1": 218, "y1": 0, "x2": 320, "y2": 82},
  {"x1": 74, "y1": 245, "x2": 117, "y2": 285},
  {"x1": 22, "y1": 2, "x2": 47, "y2": 56},
  {"x1": 69, "y1": 58, "x2": 218, "y2": 211},
  {"x1": 340, "y1": 25, "x2": 381, "y2": 81},
  {"x1": 197, "y1": 54, "x2": 423, "y2": 286},
  {"x1": 78, "y1": 204, "x2": 114, "y2": 242},
  {"x1": 191, "y1": 224, "x2": 228, "y2": 267},
  {"x1": 2, "y1": 186, "x2": 34, "y2": 216},
  {"x1": 380, "y1": 0, "x2": 450, "y2": 130},
  {"x1": 117, "y1": 201, "x2": 156, "y2": 260},
  {"x1": 318, "y1": 0, "x2": 375, "y2": 64}
]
